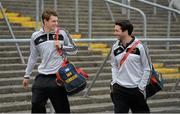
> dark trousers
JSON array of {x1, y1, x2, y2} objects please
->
[
  {"x1": 111, "y1": 83, "x2": 150, "y2": 113},
  {"x1": 31, "y1": 74, "x2": 70, "y2": 113}
]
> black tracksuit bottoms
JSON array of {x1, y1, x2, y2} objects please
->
[
  {"x1": 31, "y1": 73, "x2": 70, "y2": 113},
  {"x1": 111, "y1": 83, "x2": 150, "y2": 113}
]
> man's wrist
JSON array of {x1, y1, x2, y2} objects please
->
[
  {"x1": 24, "y1": 75, "x2": 30, "y2": 79},
  {"x1": 24, "y1": 77, "x2": 30, "y2": 79}
]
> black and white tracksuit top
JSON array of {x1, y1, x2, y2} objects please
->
[
  {"x1": 24, "y1": 28, "x2": 77, "y2": 78},
  {"x1": 111, "y1": 37, "x2": 151, "y2": 91}
]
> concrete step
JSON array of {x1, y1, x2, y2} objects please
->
[
  {"x1": 0, "y1": 29, "x2": 178, "y2": 37},
  {"x1": 99, "y1": 106, "x2": 180, "y2": 113},
  {"x1": 0, "y1": 49, "x2": 179, "y2": 59},
  {"x1": 0, "y1": 101, "x2": 30, "y2": 113},
  {"x1": 2, "y1": 99, "x2": 180, "y2": 113},
  {"x1": 149, "y1": 49, "x2": 180, "y2": 54},
  {"x1": 0, "y1": 63, "x2": 179, "y2": 78},
  {"x1": 0, "y1": 82, "x2": 180, "y2": 112},
  {"x1": 0, "y1": 92, "x2": 31, "y2": 103},
  {"x1": 0, "y1": 45, "x2": 89, "y2": 51},
  {"x1": 0, "y1": 84, "x2": 29, "y2": 94},
  {"x1": 0, "y1": 50, "x2": 102, "y2": 58},
  {"x1": 166, "y1": 64, "x2": 180, "y2": 68},
  {"x1": 1, "y1": 22, "x2": 180, "y2": 29},
  {"x1": 162, "y1": 83, "x2": 180, "y2": 91},
  {"x1": 0, "y1": 31, "x2": 32, "y2": 36},
  {"x1": 0, "y1": 67, "x2": 111, "y2": 78},
  {"x1": 148, "y1": 98, "x2": 180, "y2": 108},
  {"x1": 147, "y1": 45, "x2": 180, "y2": 49},
  {"x1": 0, "y1": 26, "x2": 33, "y2": 31},
  {"x1": 0, "y1": 72, "x2": 179, "y2": 86},
  {"x1": 0, "y1": 59, "x2": 109, "y2": 68},
  {"x1": 13, "y1": 106, "x2": 180, "y2": 113},
  {"x1": 151, "y1": 54, "x2": 180, "y2": 59},
  {"x1": 154, "y1": 59, "x2": 180, "y2": 64},
  {"x1": 0, "y1": 76, "x2": 110, "y2": 87},
  {"x1": 0, "y1": 74, "x2": 179, "y2": 95},
  {"x1": 1, "y1": 82, "x2": 180, "y2": 104},
  {"x1": 71, "y1": 97, "x2": 180, "y2": 113},
  {"x1": 151, "y1": 106, "x2": 180, "y2": 113},
  {"x1": 0, "y1": 60, "x2": 110, "y2": 71}
]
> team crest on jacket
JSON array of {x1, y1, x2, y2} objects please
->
[{"x1": 52, "y1": 34, "x2": 56, "y2": 40}]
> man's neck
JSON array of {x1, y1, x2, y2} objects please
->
[
  {"x1": 121, "y1": 36, "x2": 133, "y2": 46},
  {"x1": 43, "y1": 26, "x2": 53, "y2": 33}
]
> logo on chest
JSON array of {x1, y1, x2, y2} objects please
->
[
  {"x1": 126, "y1": 48, "x2": 140, "y2": 55},
  {"x1": 114, "y1": 47, "x2": 124, "y2": 56}
]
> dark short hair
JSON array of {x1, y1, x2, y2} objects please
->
[
  {"x1": 42, "y1": 9, "x2": 58, "y2": 24},
  {"x1": 115, "y1": 20, "x2": 133, "y2": 35}
]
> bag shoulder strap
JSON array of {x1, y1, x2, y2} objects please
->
[
  {"x1": 119, "y1": 40, "x2": 141, "y2": 66},
  {"x1": 55, "y1": 28, "x2": 63, "y2": 55}
]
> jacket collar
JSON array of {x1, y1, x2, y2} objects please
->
[{"x1": 118, "y1": 36, "x2": 135, "y2": 49}]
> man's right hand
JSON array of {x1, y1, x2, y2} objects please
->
[{"x1": 22, "y1": 78, "x2": 29, "y2": 89}]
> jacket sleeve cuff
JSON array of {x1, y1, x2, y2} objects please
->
[{"x1": 24, "y1": 75, "x2": 30, "y2": 79}]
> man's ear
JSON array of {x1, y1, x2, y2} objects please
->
[
  {"x1": 124, "y1": 30, "x2": 129, "y2": 35},
  {"x1": 44, "y1": 19, "x2": 48, "y2": 25}
]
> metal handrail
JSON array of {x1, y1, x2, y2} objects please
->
[
  {"x1": 136, "y1": 0, "x2": 180, "y2": 39},
  {"x1": 105, "y1": 0, "x2": 147, "y2": 39},
  {"x1": 84, "y1": 46, "x2": 112, "y2": 97},
  {"x1": 1, "y1": 38, "x2": 180, "y2": 43},
  {"x1": 0, "y1": 2, "x2": 25, "y2": 64}
]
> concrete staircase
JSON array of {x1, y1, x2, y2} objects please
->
[
  {"x1": 0, "y1": 0, "x2": 180, "y2": 38},
  {"x1": 0, "y1": 44, "x2": 180, "y2": 113},
  {"x1": 0, "y1": 0, "x2": 180, "y2": 113}
]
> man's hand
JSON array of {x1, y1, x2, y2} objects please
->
[{"x1": 22, "y1": 78, "x2": 29, "y2": 89}]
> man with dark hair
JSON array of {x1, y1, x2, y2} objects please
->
[
  {"x1": 110, "y1": 20, "x2": 150, "y2": 113},
  {"x1": 22, "y1": 9, "x2": 77, "y2": 113}
]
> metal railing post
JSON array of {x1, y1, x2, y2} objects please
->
[
  {"x1": 84, "y1": 47, "x2": 112, "y2": 97},
  {"x1": 121, "y1": 0, "x2": 127, "y2": 14},
  {"x1": 40, "y1": 0, "x2": 44, "y2": 27},
  {"x1": 167, "y1": 1, "x2": 174, "y2": 50},
  {"x1": 167, "y1": 11, "x2": 171, "y2": 50},
  {"x1": 75, "y1": 0, "x2": 79, "y2": 33},
  {"x1": 0, "y1": 2, "x2": 25, "y2": 64},
  {"x1": 88, "y1": 0, "x2": 93, "y2": 49},
  {"x1": 153, "y1": 0, "x2": 157, "y2": 15},
  {"x1": 127, "y1": 0, "x2": 131, "y2": 20},
  {"x1": 54, "y1": 0, "x2": 57, "y2": 11},
  {"x1": 41, "y1": 0, "x2": 44, "y2": 15},
  {"x1": 36, "y1": 0, "x2": 39, "y2": 31}
]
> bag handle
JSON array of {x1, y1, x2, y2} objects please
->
[
  {"x1": 76, "y1": 67, "x2": 89, "y2": 78},
  {"x1": 119, "y1": 40, "x2": 141, "y2": 66}
]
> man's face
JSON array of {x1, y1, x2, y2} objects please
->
[
  {"x1": 44, "y1": 15, "x2": 58, "y2": 31},
  {"x1": 114, "y1": 25, "x2": 126, "y2": 40}
]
